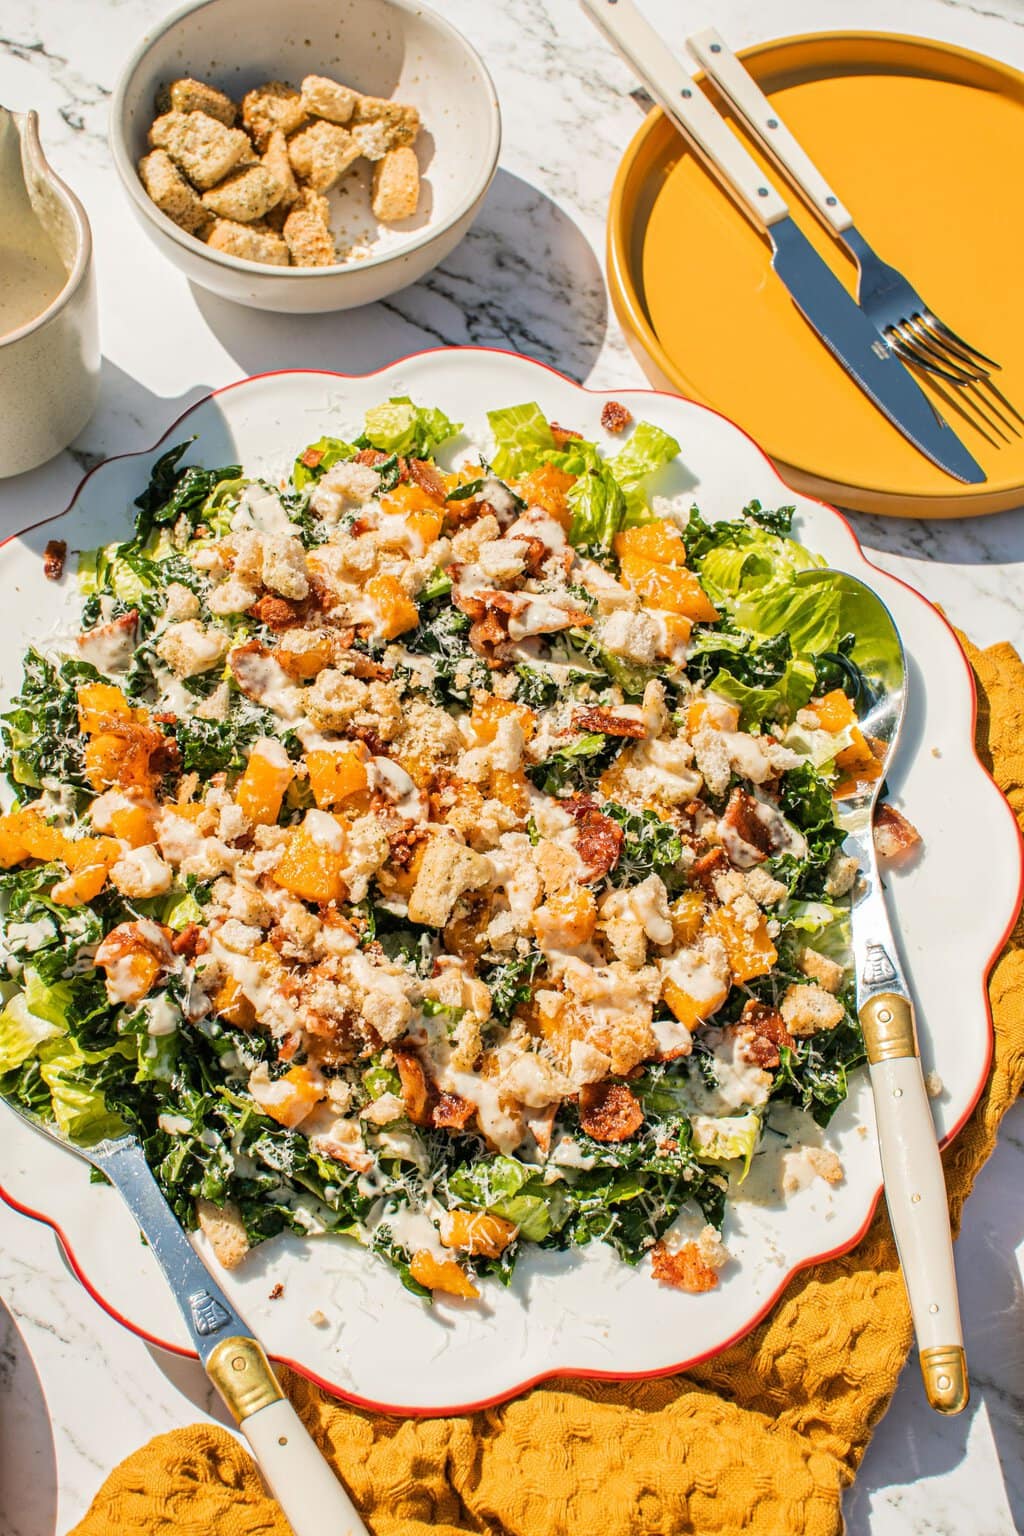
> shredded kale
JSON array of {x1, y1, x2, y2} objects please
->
[
  {"x1": 525, "y1": 732, "x2": 617, "y2": 795},
  {"x1": 604, "y1": 802, "x2": 687, "y2": 889},
  {"x1": 133, "y1": 440, "x2": 241, "y2": 540},
  {"x1": 768, "y1": 762, "x2": 848, "y2": 899},
  {"x1": 481, "y1": 950, "x2": 545, "y2": 1024}
]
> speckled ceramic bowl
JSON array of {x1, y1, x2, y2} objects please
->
[{"x1": 110, "y1": 0, "x2": 501, "y2": 313}]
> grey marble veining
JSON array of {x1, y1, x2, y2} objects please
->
[{"x1": 0, "y1": 1, "x2": 1022, "y2": 1533}]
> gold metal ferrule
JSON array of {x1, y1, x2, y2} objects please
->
[
  {"x1": 206, "y1": 1336, "x2": 284, "y2": 1423},
  {"x1": 859, "y1": 991, "x2": 918, "y2": 1064},
  {"x1": 919, "y1": 1345, "x2": 969, "y2": 1414}
]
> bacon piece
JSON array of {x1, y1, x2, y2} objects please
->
[
  {"x1": 565, "y1": 796, "x2": 624, "y2": 881},
  {"x1": 650, "y1": 1240, "x2": 719, "y2": 1293},
  {"x1": 573, "y1": 706, "x2": 645, "y2": 740},
  {"x1": 43, "y1": 539, "x2": 67, "y2": 580},
  {"x1": 578, "y1": 1080, "x2": 643, "y2": 1142},
  {"x1": 731, "y1": 1000, "x2": 794, "y2": 1069},
  {"x1": 407, "y1": 458, "x2": 447, "y2": 502},
  {"x1": 509, "y1": 534, "x2": 547, "y2": 576},
  {"x1": 721, "y1": 787, "x2": 773, "y2": 862},
  {"x1": 692, "y1": 848, "x2": 729, "y2": 896},
  {"x1": 550, "y1": 422, "x2": 583, "y2": 448},
  {"x1": 432, "y1": 1092, "x2": 476, "y2": 1131},
  {"x1": 171, "y1": 922, "x2": 204, "y2": 959},
  {"x1": 393, "y1": 1046, "x2": 436, "y2": 1127},
  {"x1": 873, "y1": 803, "x2": 921, "y2": 860},
  {"x1": 354, "y1": 447, "x2": 409, "y2": 479},
  {"x1": 249, "y1": 594, "x2": 303, "y2": 630},
  {"x1": 387, "y1": 824, "x2": 429, "y2": 871},
  {"x1": 600, "y1": 401, "x2": 633, "y2": 434},
  {"x1": 299, "y1": 446, "x2": 324, "y2": 469}
]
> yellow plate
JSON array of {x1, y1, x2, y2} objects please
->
[{"x1": 608, "y1": 32, "x2": 1024, "y2": 517}]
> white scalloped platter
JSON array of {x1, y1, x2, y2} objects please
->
[{"x1": 0, "y1": 351, "x2": 1019, "y2": 1415}]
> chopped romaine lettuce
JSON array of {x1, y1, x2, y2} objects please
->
[{"x1": 361, "y1": 397, "x2": 460, "y2": 458}]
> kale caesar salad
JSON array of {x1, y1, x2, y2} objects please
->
[{"x1": 0, "y1": 395, "x2": 916, "y2": 1301}]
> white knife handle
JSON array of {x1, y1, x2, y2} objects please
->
[
  {"x1": 241, "y1": 1398, "x2": 368, "y2": 1536},
  {"x1": 206, "y1": 1337, "x2": 369, "y2": 1535},
  {"x1": 862, "y1": 995, "x2": 968, "y2": 1414},
  {"x1": 686, "y1": 27, "x2": 854, "y2": 236},
  {"x1": 579, "y1": 0, "x2": 789, "y2": 228}
]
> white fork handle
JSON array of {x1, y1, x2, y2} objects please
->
[
  {"x1": 241, "y1": 1398, "x2": 369, "y2": 1536},
  {"x1": 579, "y1": 0, "x2": 789, "y2": 228},
  {"x1": 686, "y1": 26, "x2": 854, "y2": 236}
]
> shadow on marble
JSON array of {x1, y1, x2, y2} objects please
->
[
  {"x1": 843, "y1": 504, "x2": 1024, "y2": 570},
  {"x1": 0, "y1": 1298, "x2": 58, "y2": 1536},
  {"x1": 144, "y1": 1343, "x2": 238, "y2": 1435},
  {"x1": 189, "y1": 167, "x2": 608, "y2": 383},
  {"x1": 843, "y1": 1113, "x2": 1024, "y2": 1535}
]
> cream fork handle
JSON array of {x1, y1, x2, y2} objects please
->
[
  {"x1": 686, "y1": 26, "x2": 855, "y2": 236},
  {"x1": 579, "y1": 0, "x2": 789, "y2": 228}
]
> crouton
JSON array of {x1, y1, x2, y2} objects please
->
[
  {"x1": 242, "y1": 80, "x2": 307, "y2": 149},
  {"x1": 805, "y1": 1146, "x2": 844, "y2": 1185},
  {"x1": 797, "y1": 946, "x2": 845, "y2": 994},
  {"x1": 351, "y1": 93, "x2": 420, "y2": 149},
  {"x1": 148, "y1": 111, "x2": 254, "y2": 190},
  {"x1": 371, "y1": 146, "x2": 420, "y2": 222},
  {"x1": 824, "y1": 851, "x2": 859, "y2": 898},
  {"x1": 110, "y1": 844, "x2": 173, "y2": 900},
  {"x1": 780, "y1": 981, "x2": 846, "y2": 1037},
  {"x1": 201, "y1": 164, "x2": 282, "y2": 223},
  {"x1": 283, "y1": 203, "x2": 337, "y2": 267},
  {"x1": 407, "y1": 836, "x2": 492, "y2": 927},
  {"x1": 286, "y1": 120, "x2": 360, "y2": 192},
  {"x1": 206, "y1": 218, "x2": 291, "y2": 267},
  {"x1": 301, "y1": 74, "x2": 357, "y2": 125},
  {"x1": 138, "y1": 149, "x2": 214, "y2": 236},
  {"x1": 597, "y1": 608, "x2": 659, "y2": 666},
  {"x1": 261, "y1": 533, "x2": 309, "y2": 600},
  {"x1": 164, "y1": 582, "x2": 200, "y2": 621},
  {"x1": 261, "y1": 128, "x2": 300, "y2": 209},
  {"x1": 155, "y1": 620, "x2": 231, "y2": 678},
  {"x1": 157, "y1": 77, "x2": 237, "y2": 127},
  {"x1": 197, "y1": 1198, "x2": 250, "y2": 1269},
  {"x1": 873, "y1": 803, "x2": 921, "y2": 860}
]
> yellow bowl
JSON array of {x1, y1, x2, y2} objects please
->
[{"x1": 608, "y1": 32, "x2": 1024, "y2": 517}]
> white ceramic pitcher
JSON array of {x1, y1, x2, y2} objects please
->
[{"x1": 0, "y1": 107, "x2": 100, "y2": 477}]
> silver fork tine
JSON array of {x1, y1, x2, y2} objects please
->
[
  {"x1": 890, "y1": 337, "x2": 1010, "y2": 446},
  {"x1": 905, "y1": 318, "x2": 987, "y2": 381},
  {"x1": 900, "y1": 322, "x2": 1021, "y2": 438},
  {"x1": 920, "y1": 312, "x2": 1001, "y2": 373}
]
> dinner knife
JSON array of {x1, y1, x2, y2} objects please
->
[
  {"x1": 3, "y1": 1106, "x2": 369, "y2": 1536},
  {"x1": 579, "y1": 0, "x2": 985, "y2": 484}
]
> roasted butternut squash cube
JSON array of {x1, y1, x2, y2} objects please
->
[
  {"x1": 0, "y1": 812, "x2": 30, "y2": 869},
  {"x1": 212, "y1": 974, "x2": 257, "y2": 1030},
  {"x1": 409, "y1": 1249, "x2": 480, "y2": 1299},
  {"x1": 51, "y1": 863, "x2": 109, "y2": 906},
  {"x1": 17, "y1": 812, "x2": 69, "y2": 864},
  {"x1": 366, "y1": 573, "x2": 419, "y2": 640},
  {"x1": 259, "y1": 1064, "x2": 325, "y2": 1129},
  {"x1": 813, "y1": 689, "x2": 858, "y2": 733},
  {"x1": 94, "y1": 922, "x2": 169, "y2": 1004},
  {"x1": 235, "y1": 740, "x2": 295, "y2": 826},
  {"x1": 109, "y1": 805, "x2": 157, "y2": 848},
  {"x1": 686, "y1": 698, "x2": 740, "y2": 735},
  {"x1": 614, "y1": 519, "x2": 687, "y2": 566},
  {"x1": 77, "y1": 683, "x2": 134, "y2": 735},
  {"x1": 514, "y1": 463, "x2": 575, "y2": 529},
  {"x1": 440, "y1": 1208, "x2": 517, "y2": 1257},
  {"x1": 705, "y1": 906, "x2": 778, "y2": 983},
  {"x1": 305, "y1": 747, "x2": 369, "y2": 809},
  {"x1": 662, "y1": 974, "x2": 729, "y2": 1029},
  {"x1": 618, "y1": 553, "x2": 719, "y2": 622},
  {"x1": 63, "y1": 834, "x2": 120, "y2": 873},
  {"x1": 531, "y1": 886, "x2": 597, "y2": 948},
  {"x1": 274, "y1": 820, "x2": 347, "y2": 904},
  {"x1": 470, "y1": 694, "x2": 536, "y2": 745},
  {"x1": 671, "y1": 890, "x2": 706, "y2": 946}
]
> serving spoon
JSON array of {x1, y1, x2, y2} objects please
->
[
  {"x1": 0, "y1": 1099, "x2": 369, "y2": 1534},
  {"x1": 794, "y1": 568, "x2": 968, "y2": 1413}
]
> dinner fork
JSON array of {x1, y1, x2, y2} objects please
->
[
  {"x1": 686, "y1": 28, "x2": 1020, "y2": 445},
  {"x1": 0, "y1": 1098, "x2": 368, "y2": 1536}
]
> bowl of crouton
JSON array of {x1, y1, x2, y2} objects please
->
[{"x1": 110, "y1": 0, "x2": 500, "y2": 311}]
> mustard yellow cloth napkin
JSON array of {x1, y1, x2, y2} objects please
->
[{"x1": 69, "y1": 635, "x2": 1024, "y2": 1536}]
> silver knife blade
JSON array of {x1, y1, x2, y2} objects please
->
[{"x1": 771, "y1": 220, "x2": 985, "y2": 484}]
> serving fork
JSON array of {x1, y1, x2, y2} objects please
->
[
  {"x1": 0, "y1": 1099, "x2": 368, "y2": 1536},
  {"x1": 686, "y1": 28, "x2": 1019, "y2": 445},
  {"x1": 792, "y1": 568, "x2": 968, "y2": 1415}
]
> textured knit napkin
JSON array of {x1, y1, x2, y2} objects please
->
[{"x1": 69, "y1": 634, "x2": 1024, "y2": 1536}]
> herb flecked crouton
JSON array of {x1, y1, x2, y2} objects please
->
[
  {"x1": 156, "y1": 77, "x2": 237, "y2": 127},
  {"x1": 408, "y1": 837, "x2": 492, "y2": 927},
  {"x1": 780, "y1": 981, "x2": 846, "y2": 1038},
  {"x1": 149, "y1": 111, "x2": 255, "y2": 190},
  {"x1": 301, "y1": 74, "x2": 357, "y2": 125},
  {"x1": 242, "y1": 80, "x2": 308, "y2": 149},
  {"x1": 138, "y1": 149, "x2": 214, "y2": 237},
  {"x1": 197, "y1": 1198, "x2": 250, "y2": 1269},
  {"x1": 205, "y1": 218, "x2": 291, "y2": 267},
  {"x1": 286, "y1": 120, "x2": 360, "y2": 192},
  {"x1": 283, "y1": 204, "x2": 337, "y2": 267},
  {"x1": 371, "y1": 146, "x2": 419, "y2": 222}
]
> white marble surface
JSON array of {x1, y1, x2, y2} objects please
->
[{"x1": 0, "y1": 0, "x2": 1022, "y2": 1531}]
